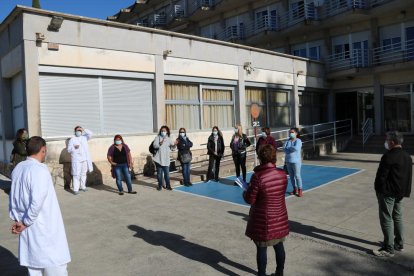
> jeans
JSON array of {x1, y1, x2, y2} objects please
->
[
  {"x1": 232, "y1": 153, "x2": 247, "y2": 181},
  {"x1": 207, "y1": 155, "x2": 221, "y2": 181},
  {"x1": 114, "y1": 163, "x2": 132, "y2": 192},
  {"x1": 377, "y1": 193, "x2": 404, "y2": 253},
  {"x1": 155, "y1": 162, "x2": 170, "y2": 188},
  {"x1": 286, "y1": 162, "x2": 302, "y2": 190},
  {"x1": 256, "y1": 242, "x2": 285, "y2": 276},
  {"x1": 181, "y1": 162, "x2": 191, "y2": 184}
]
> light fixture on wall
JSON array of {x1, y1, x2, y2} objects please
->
[
  {"x1": 296, "y1": 70, "x2": 304, "y2": 77},
  {"x1": 163, "y1": 49, "x2": 172, "y2": 59},
  {"x1": 244, "y1": 62, "x2": 254, "y2": 74},
  {"x1": 48, "y1": 16, "x2": 64, "y2": 32},
  {"x1": 35, "y1": 32, "x2": 45, "y2": 47}
]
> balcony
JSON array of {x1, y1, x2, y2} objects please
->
[
  {"x1": 328, "y1": 49, "x2": 370, "y2": 71},
  {"x1": 167, "y1": 5, "x2": 187, "y2": 25},
  {"x1": 279, "y1": 2, "x2": 320, "y2": 29},
  {"x1": 153, "y1": 14, "x2": 167, "y2": 27},
  {"x1": 215, "y1": 25, "x2": 245, "y2": 42},
  {"x1": 325, "y1": 0, "x2": 367, "y2": 17},
  {"x1": 372, "y1": 39, "x2": 414, "y2": 66},
  {"x1": 189, "y1": 0, "x2": 221, "y2": 15}
]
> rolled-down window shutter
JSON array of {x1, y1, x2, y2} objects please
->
[
  {"x1": 39, "y1": 74, "x2": 101, "y2": 138},
  {"x1": 101, "y1": 78, "x2": 153, "y2": 134}
]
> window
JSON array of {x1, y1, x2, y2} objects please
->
[
  {"x1": 309, "y1": 46, "x2": 321, "y2": 60},
  {"x1": 334, "y1": 43, "x2": 350, "y2": 59},
  {"x1": 293, "y1": 48, "x2": 307, "y2": 58},
  {"x1": 165, "y1": 83, "x2": 234, "y2": 130},
  {"x1": 256, "y1": 10, "x2": 268, "y2": 30},
  {"x1": 299, "y1": 92, "x2": 328, "y2": 125},
  {"x1": 245, "y1": 88, "x2": 267, "y2": 128},
  {"x1": 382, "y1": 37, "x2": 402, "y2": 51},
  {"x1": 165, "y1": 83, "x2": 200, "y2": 130},
  {"x1": 203, "y1": 88, "x2": 234, "y2": 129},
  {"x1": 291, "y1": 1, "x2": 304, "y2": 20},
  {"x1": 269, "y1": 90, "x2": 290, "y2": 127}
]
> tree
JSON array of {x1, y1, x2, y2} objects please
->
[{"x1": 32, "y1": 0, "x2": 41, "y2": 9}]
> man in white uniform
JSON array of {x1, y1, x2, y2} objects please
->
[
  {"x1": 9, "y1": 136, "x2": 71, "y2": 276},
  {"x1": 67, "y1": 126, "x2": 93, "y2": 195}
]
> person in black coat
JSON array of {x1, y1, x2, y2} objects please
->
[
  {"x1": 230, "y1": 125, "x2": 251, "y2": 182},
  {"x1": 176, "y1": 128, "x2": 193, "y2": 186},
  {"x1": 206, "y1": 126, "x2": 225, "y2": 182},
  {"x1": 372, "y1": 131, "x2": 412, "y2": 257}
]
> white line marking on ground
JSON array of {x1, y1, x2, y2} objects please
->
[{"x1": 173, "y1": 189, "x2": 249, "y2": 208}]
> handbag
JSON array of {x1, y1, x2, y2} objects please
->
[{"x1": 180, "y1": 151, "x2": 192, "y2": 164}]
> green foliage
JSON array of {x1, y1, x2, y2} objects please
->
[{"x1": 32, "y1": 0, "x2": 41, "y2": 9}]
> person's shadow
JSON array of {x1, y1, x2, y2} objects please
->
[
  {"x1": 0, "y1": 246, "x2": 27, "y2": 275},
  {"x1": 128, "y1": 225, "x2": 256, "y2": 276}
]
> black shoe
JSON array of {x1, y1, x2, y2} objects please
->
[
  {"x1": 183, "y1": 183, "x2": 190, "y2": 187},
  {"x1": 188, "y1": 182, "x2": 193, "y2": 186},
  {"x1": 128, "y1": 191, "x2": 137, "y2": 194},
  {"x1": 214, "y1": 178, "x2": 219, "y2": 182},
  {"x1": 394, "y1": 244, "x2": 404, "y2": 252},
  {"x1": 156, "y1": 187, "x2": 162, "y2": 191},
  {"x1": 166, "y1": 186, "x2": 172, "y2": 190},
  {"x1": 118, "y1": 192, "x2": 124, "y2": 195},
  {"x1": 372, "y1": 247, "x2": 394, "y2": 257},
  {"x1": 162, "y1": 185, "x2": 167, "y2": 189}
]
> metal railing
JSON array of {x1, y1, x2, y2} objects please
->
[
  {"x1": 362, "y1": 118, "x2": 373, "y2": 151},
  {"x1": 278, "y1": 2, "x2": 320, "y2": 29},
  {"x1": 326, "y1": 0, "x2": 367, "y2": 17},
  {"x1": 328, "y1": 49, "x2": 370, "y2": 71},
  {"x1": 167, "y1": 5, "x2": 187, "y2": 24},
  {"x1": 370, "y1": 0, "x2": 394, "y2": 7},
  {"x1": 372, "y1": 39, "x2": 414, "y2": 66},
  {"x1": 189, "y1": 0, "x2": 222, "y2": 15}
]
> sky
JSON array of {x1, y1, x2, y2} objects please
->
[{"x1": 0, "y1": 0, "x2": 135, "y2": 23}]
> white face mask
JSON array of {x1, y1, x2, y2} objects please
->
[
  {"x1": 213, "y1": 131, "x2": 218, "y2": 136},
  {"x1": 384, "y1": 141, "x2": 389, "y2": 150},
  {"x1": 180, "y1": 133, "x2": 186, "y2": 138},
  {"x1": 261, "y1": 132, "x2": 267, "y2": 138},
  {"x1": 234, "y1": 128, "x2": 238, "y2": 133},
  {"x1": 75, "y1": 131, "x2": 82, "y2": 137},
  {"x1": 161, "y1": 131, "x2": 167, "y2": 137}
]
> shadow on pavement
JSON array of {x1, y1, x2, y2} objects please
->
[
  {"x1": 0, "y1": 246, "x2": 27, "y2": 275},
  {"x1": 128, "y1": 225, "x2": 256, "y2": 276},
  {"x1": 0, "y1": 179, "x2": 11, "y2": 195},
  {"x1": 227, "y1": 211, "x2": 378, "y2": 253}
]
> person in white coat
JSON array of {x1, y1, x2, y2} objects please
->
[
  {"x1": 67, "y1": 126, "x2": 93, "y2": 195},
  {"x1": 9, "y1": 136, "x2": 71, "y2": 276}
]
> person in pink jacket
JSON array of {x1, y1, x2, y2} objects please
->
[{"x1": 244, "y1": 144, "x2": 289, "y2": 276}]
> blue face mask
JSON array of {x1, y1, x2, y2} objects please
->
[
  {"x1": 213, "y1": 131, "x2": 218, "y2": 136},
  {"x1": 161, "y1": 131, "x2": 167, "y2": 137},
  {"x1": 289, "y1": 133, "x2": 296, "y2": 139},
  {"x1": 75, "y1": 131, "x2": 82, "y2": 137},
  {"x1": 115, "y1": 140, "x2": 122, "y2": 145},
  {"x1": 261, "y1": 132, "x2": 267, "y2": 138}
]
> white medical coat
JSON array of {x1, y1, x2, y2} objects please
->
[
  {"x1": 9, "y1": 157, "x2": 71, "y2": 268},
  {"x1": 67, "y1": 129, "x2": 93, "y2": 175}
]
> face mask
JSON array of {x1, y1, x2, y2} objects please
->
[
  {"x1": 384, "y1": 141, "x2": 389, "y2": 150},
  {"x1": 161, "y1": 131, "x2": 167, "y2": 137},
  {"x1": 234, "y1": 128, "x2": 238, "y2": 133},
  {"x1": 115, "y1": 140, "x2": 122, "y2": 145},
  {"x1": 180, "y1": 133, "x2": 186, "y2": 138},
  {"x1": 213, "y1": 131, "x2": 218, "y2": 136},
  {"x1": 261, "y1": 132, "x2": 267, "y2": 138},
  {"x1": 75, "y1": 131, "x2": 82, "y2": 137},
  {"x1": 289, "y1": 133, "x2": 296, "y2": 139},
  {"x1": 23, "y1": 133, "x2": 29, "y2": 140}
]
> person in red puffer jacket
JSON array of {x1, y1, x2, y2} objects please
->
[{"x1": 243, "y1": 144, "x2": 289, "y2": 276}]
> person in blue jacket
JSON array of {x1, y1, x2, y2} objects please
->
[{"x1": 283, "y1": 127, "x2": 303, "y2": 197}]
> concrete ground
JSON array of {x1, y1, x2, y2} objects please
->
[{"x1": 0, "y1": 152, "x2": 413, "y2": 276}]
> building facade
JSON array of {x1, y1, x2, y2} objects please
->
[
  {"x1": 110, "y1": 0, "x2": 414, "y2": 135},
  {"x1": 0, "y1": 7, "x2": 324, "y2": 182}
]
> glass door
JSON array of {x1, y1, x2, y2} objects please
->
[{"x1": 383, "y1": 84, "x2": 412, "y2": 133}]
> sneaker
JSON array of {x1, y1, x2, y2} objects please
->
[
  {"x1": 372, "y1": 247, "x2": 394, "y2": 257},
  {"x1": 73, "y1": 191, "x2": 79, "y2": 195},
  {"x1": 394, "y1": 244, "x2": 404, "y2": 252},
  {"x1": 156, "y1": 187, "x2": 162, "y2": 191},
  {"x1": 166, "y1": 186, "x2": 172, "y2": 191},
  {"x1": 80, "y1": 188, "x2": 88, "y2": 192},
  {"x1": 188, "y1": 182, "x2": 193, "y2": 186},
  {"x1": 128, "y1": 191, "x2": 137, "y2": 194},
  {"x1": 118, "y1": 192, "x2": 124, "y2": 195}
]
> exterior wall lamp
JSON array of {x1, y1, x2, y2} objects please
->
[
  {"x1": 244, "y1": 62, "x2": 254, "y2": 74},
  {"x1": 48, "y1": 16, "x2": 64, "y2": 32},
  {"x1": 163, "y1": 49, "x2": 172, "y2": 59}
]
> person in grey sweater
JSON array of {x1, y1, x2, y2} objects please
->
[{"x1": 153, "y1": 126, "x2": 177, "y2": 190}]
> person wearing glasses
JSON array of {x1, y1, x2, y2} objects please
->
[
  {"x1": 176, "y1": 128, "x2": 193, "y2": 187},
  {"x1": 283, "y1": 127, "x2": 303, "y2": 197}
]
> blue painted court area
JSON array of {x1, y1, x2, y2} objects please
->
[{"x1": 174, "y1": 164, "x2": 362, "y2": 206}]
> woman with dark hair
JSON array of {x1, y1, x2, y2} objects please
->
[
  {"x1": 206, "y1": 126, "x2": 225, "y2": 182},
  {"x1": 11, "y1": 128, "x2": 29, "y2": 169},
  {"x1": 244, "y1": 144, "x2": 289, "y2": 276},
  {"x1": 256, "y1": 127, "x2": 277, "y2": 153},
  {"x1": 176, "y1": 127, "x2": 193, "y2": 187},
  {"x1": 230, "y1": 124, "x2": 251, "y2": 182},
  {"x1": 107, "y1": 135, "x2": 137, "y2": 195},
  {"x1": 283, "y1": 127, "x2": 303, "y2": 197},
  {"x1": 153, "y1": 125, "x2": 177, "y2": 191}
]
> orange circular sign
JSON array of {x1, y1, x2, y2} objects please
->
[{"x1": 250, "y1": 103, "x2": 260, "y2": 119}]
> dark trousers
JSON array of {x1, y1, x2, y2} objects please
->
[
  {"x1": 207, "y1": 155, "x2": 221, "y2": 181},
  {"x1": 256, "y1": 242, "x2": 285, "y2": 276},
  {"x1": 377, "y1": 193, "x2": 404, "y2": 252},
  {"x1": 233, "y1": 153, "x2": 247, "y2": 181}
]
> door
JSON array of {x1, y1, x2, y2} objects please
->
[
  {"x1": 383, "y1": 84, "x2": 412, "y2": 133},
  {"x1": 335, "y1": 92, "x2": 358, "y2": 134},
  {"x1": 352, "y1": 40, "x2": 369, "y2": 67},
  {"x1": 357, "y1": 91, "x2": 374, "y2": 133}
]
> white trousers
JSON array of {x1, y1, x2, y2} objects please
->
[
  {"x1": 28, "y1": 264, "x2": 68, "y2": 276},
  {"x1": 73, "y1": 161, "x2": 87, "y2": 192}
]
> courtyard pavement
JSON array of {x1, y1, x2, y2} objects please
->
[{"x1": 0, "y1": 152, "x2": 413, "y2": 276}]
